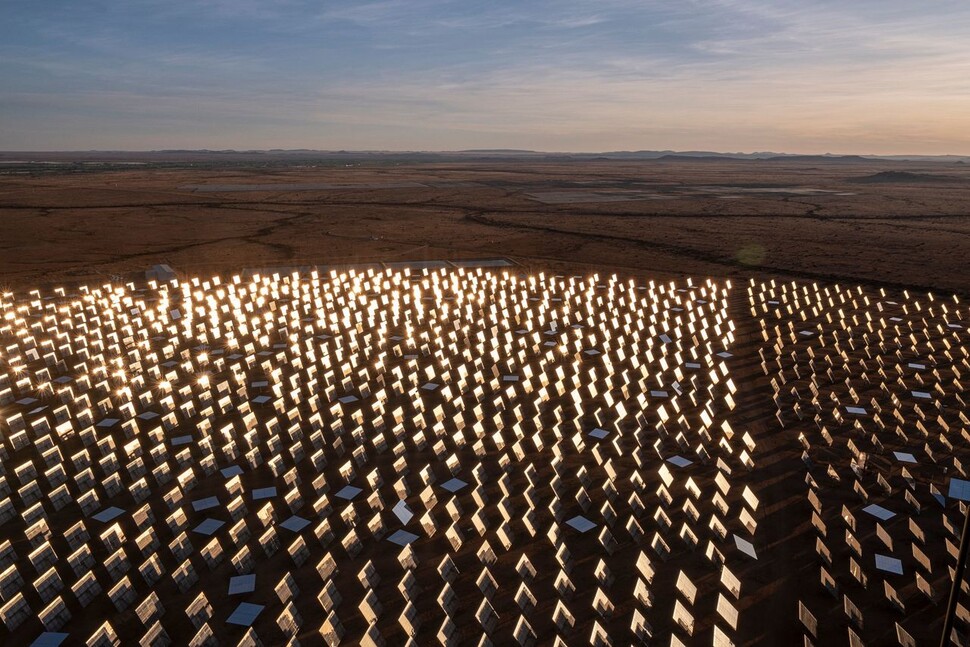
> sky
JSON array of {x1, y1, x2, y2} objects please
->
[{"x1": 2, "y1": 0, "x2": 970, "y2": 153}]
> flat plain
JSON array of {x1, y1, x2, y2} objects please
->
[
  {"x1": 2, "y1": 156, "x2": 970, "y2": 645},
  {"x1": 1, "y1": 157, "x2": 969, "y2": 294}
]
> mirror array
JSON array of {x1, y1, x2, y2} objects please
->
[
  {"x1": 753, "y1": 279, "x2": 970, "y2": 645},
  {"x1": 0, "y1": 268, "x2": 765, "y2": 645}
]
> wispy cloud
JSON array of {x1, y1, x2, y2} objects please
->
[{"x1": 2, "y1": 0, "x2": 970, "y2": 152}]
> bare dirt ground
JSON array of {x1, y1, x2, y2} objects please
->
[
  {"x1": 1, "y1": 159, "x2": 969, "y2": 645},
  {"x1": 1, "y1": 159, "x2": 968, "y2": 295}
]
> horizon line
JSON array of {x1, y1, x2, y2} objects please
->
[{"x1": 2, "y1": 148, "x2": 970, "y2": 159}]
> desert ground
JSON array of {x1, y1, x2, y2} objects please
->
[
  {"x1": 1, "y1": 157, "x2": 970, "y2": 646},
  {"x1": 0, "y1": 157, "x2": 969, "y2": 295}
]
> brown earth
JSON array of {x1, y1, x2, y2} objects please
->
[
  {"x1": 1, "y1": 159, "x2": 969, "y2": 295},
  {"x1": 1, "y1": 159, "x2": 970, "y2": 645}
]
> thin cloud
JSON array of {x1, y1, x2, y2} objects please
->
[{"x1": 2, "y1": 0, "x2": 970, "y2": 152}]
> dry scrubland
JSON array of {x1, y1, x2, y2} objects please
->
[{"x1": 0, "y1": 159, "x2": 969, "y2": 293}]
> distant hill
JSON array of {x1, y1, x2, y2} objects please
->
[
  {"x1": 599, "y1": 150, "x2": 773, "y2": 160},
  {"x1": 849, "y1": 171, "x2": 966, "y2": 184},
  {"x1": 765, "y1": 155, "x2": 873, "y2": 163},
  {"x1": 655, "y1": 154, "x2": 748, "y2": 162},
  {"x1": 3, "y1": 149, "x2": 970, "y2": 165},
  {"x1": 457, "y1": 149, "x2": 537, "y2": 154}
]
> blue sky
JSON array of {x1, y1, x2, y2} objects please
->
[{"x1": 2, "y1": 0, "x2": 969, "y2": 152}]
